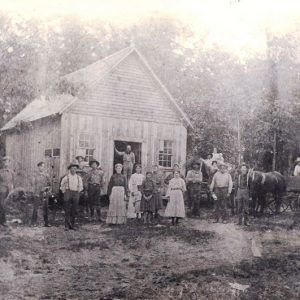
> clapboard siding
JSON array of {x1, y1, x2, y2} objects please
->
[
  {"x1": 69, "y1": 52, "x2": 182, "y2": 125},
  {"x1": 63, "y1": 113, "x2": 187, "y2": 192},
  {"x1": 5, "y1": 118, "x2": 61, "y2": 189}
]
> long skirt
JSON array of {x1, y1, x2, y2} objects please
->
[
  {"x1": 140, "y1": 194, "x2": 156, "y2": 213},
  {"x1": 154, "y1": 191, "x2": 163, "y2": 210},
  {"x1": 164, "y1": 190, "x2": 185, "y2": 218},
  {"x1": 106, "y1": 186, "x2": 127, "y2": 224},
  {"x1": 127, "y1": 191, "x2": 141, "y2": 218}
]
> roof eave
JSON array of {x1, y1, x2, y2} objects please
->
[{"x1": 133, "y1": 47, "x2": 193, "y2": 129}]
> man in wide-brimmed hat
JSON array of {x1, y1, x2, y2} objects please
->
[
  {"x1": 294, "y1": 158, "x2": 300, "y2": 177},
  {"x1": 210, "y1": 162, "x2": 233, "y2": 223},
  {"x1": 0, "y1": 156, "x2": 15, "y2": 226},
  {"x1": 60, "y1": 161, "x2": 83, "y2": 230},
  {"x1": 85, "y1": 159, "x2": 104, "y2": 222},
  {"x1": 186, "y1": 159, "x2": 203, "y2": 217}
]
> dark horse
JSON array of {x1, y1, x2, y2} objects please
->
[{"x1": 247, "y1": 169, "x2": 286, "y2": 215}]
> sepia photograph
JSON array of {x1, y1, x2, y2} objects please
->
[{"x1": 0, "y1": 0, "x2": 299, "y2": 299}]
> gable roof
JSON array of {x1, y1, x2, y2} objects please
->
[
  {"x1": 1, "y1": 94, "x2": 76, "y2": 131},
  {"x1": 63, "y1": 46, "x2": 192, "y2": 127},
  {"x1": 1, "y1": 46, "x2": 192, "y2": 131}
]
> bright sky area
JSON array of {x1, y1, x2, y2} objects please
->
[{"x1": 1, "y1": 0, "x2": 300, "y2": 59}]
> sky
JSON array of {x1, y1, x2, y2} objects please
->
[{"x1": 0, "y1": 0, "x2": 300, "y2": 59}]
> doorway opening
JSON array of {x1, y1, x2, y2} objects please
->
[{"x1": 113, "y1": 140, "x2": 142, "y2": 173}]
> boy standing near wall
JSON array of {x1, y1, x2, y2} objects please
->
[{"x1": 85, "y1": 159, "x2": 104, "y2": 222}]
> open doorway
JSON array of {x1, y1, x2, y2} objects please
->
[{"x1": 113, "y1": 140, "x2": 142, "y2": 173}]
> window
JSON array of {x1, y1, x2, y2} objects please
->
[
  {"x1": 158, "y1": 140, "x2": 173, "y2": 168},
  {"x1": 79, "y1": 133, "x2": 95, "y2": 148},
  {"x1": 85, "y1": 149, "x2": 94, "y2": 161},
  {"x1": 53, "y1": 148, "x2": 60, "y2": 157},
  {"x1": 45, "y1": 148, "x2": 61, "y2": 158},
  {"x1": 45, "y1": 149, "x2": 52, "y2": 157}
]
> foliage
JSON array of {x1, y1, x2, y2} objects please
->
[{"x1": 0, "y1": 14, "x2": 300, "y2": 171}]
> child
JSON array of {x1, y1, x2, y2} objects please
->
[
  {"x1": 140, "y1": 172, "x2": 156, "y2": 224},
  {"x1": 152, "y1": 165, "x2": 164, "y2": 218},
  {"x1": 127, "y1": 164, "x2": 144, "y2": 219},
  {"x1": 106, "y1": 164, "x2": 128, "y2": 225},
  {"x1": 165, "y1": 170, "x2": 186, "y2": 225}
]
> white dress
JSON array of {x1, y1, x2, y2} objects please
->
[
  {"x1": 164, "y1": 178, "x2": 186, "y2": 218},
  {"x1": 127, "y1": 173, "x2": 145, "y2": 218}
]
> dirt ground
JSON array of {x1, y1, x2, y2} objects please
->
[{"x1": 0, "y1": 209, "x2": 300, "y2": 300}]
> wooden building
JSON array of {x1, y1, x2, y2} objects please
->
[{"x1": 0, "y1": 46, "x2": 192, "y2": 192}]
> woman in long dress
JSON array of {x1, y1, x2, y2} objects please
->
[
  {"x1": 165, "y1": 170, "x2": 186, "y2": 225},
  {"x1": 127, "y1": 164, "x2": 144, "y2": 219},
  {"x1": 106, "y1": 164, "x2": 128, "y2": 225}
]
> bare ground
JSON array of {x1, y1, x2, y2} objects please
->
[{"x1": 0, "y1": 210, "x2": 300, "y2": 300}]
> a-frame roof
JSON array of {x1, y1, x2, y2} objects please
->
[{"x1": 1, "y1": 46, "x2": 192, "y2": 131}]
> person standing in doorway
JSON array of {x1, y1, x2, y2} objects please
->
[
  {"x1": 31, "y1": 161, "x2": 52, "y2": 227},
  {"x1": 0, "y1": 156, "x2": 15, "y2": 227},
  {"x1": 210, "y1": 163, "x2": 233, "y2": 223},
  {"x1": 85, "y1": 159, "x2": 104, "y2": 222},
  {"x1": 60, "y1": 162, "x2": 83, "y2": 230},
  {"x1": 235, "y1": 163, "x2": 250, "y2": 226},
  {"x1": 115, "y1": 144, "x2": 135, "y2": 182}
]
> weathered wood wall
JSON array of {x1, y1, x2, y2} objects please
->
[
  {"x1": 60, "y1": 113, "x2": 187, "y2": 192},
  {"x1": 69, "y1": 52, "x2": 182, "y2": 125},
  {"x1": 5, "y1": 117, "x2": 61, "y2": 190}
]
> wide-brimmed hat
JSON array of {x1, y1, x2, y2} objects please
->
[
  {"x1": 68, "y1": 160, "x2": 79, "y2": 169},
  {"x1": 75, "y1": 155, "x2": 84, "y2": 160},
  {"x1": 219, "y1": 162, "x2": 228, "y2": 168},
  {"x1": 89, "y1": 159, "x2": 100, "y2": 167}
]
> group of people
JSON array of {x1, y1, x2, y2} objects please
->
[{"x1": 3, "y1": 147, "x2": 300, "y2": 231}]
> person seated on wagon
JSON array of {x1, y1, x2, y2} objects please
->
[{"x1": 294, "y1": 158, "x2": 300, "y2": 177}]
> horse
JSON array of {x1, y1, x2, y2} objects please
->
[{"x1": 247, "y1": 168, "x2": 286, "y2": 215}]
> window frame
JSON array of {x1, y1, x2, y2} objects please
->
[
  {"x1": 158, "y1": 140, "x2": 173, "y2": 168},
  {"x1": 78, "y1": 133, "x2": 95, "y2": 149}
]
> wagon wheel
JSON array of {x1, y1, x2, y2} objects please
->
[
  {"x1": 266, "y1": 197, "x2": 289, "y2": 213},
  {"x1": 288, "y1": 193, "x2": 300, "y2": 212}
]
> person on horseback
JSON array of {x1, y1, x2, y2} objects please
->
[{"x1": 234, "y1": 163, "x2": 250, "y2": 226}]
